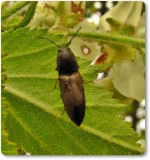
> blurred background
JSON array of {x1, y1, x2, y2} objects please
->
[{"x1": 85, "y1": 1, "x2": 145, "y2": 146}]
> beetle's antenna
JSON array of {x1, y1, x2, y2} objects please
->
[
  {"x1": 66, "y1": 27, "x2": 81, "y2": 47},
  {"x1": 40, "y1": 37, "x2": 60, "y2": 48}
]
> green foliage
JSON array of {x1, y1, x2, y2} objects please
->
[
  {"x1": 2, "y1": 2, "x2": 29, "y2": 21},
  {"x1": 2, "y1": 2, "x2": 37, "y2": 31},
  {"x1": 2, "y1": 28, "x2": 143, "y2": 155},
  {"x1": 1, "y1": 98, "x2": 24, "y2": 155},
  {"x1": 1, "y1": 1, "x2": 145, "y2": 155}
]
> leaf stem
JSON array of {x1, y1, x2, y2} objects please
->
[
  {"x1": 2, "y1": 1, "x2": 30, "y2": 21},
  {"x1": 14, "y1": 2, "x2": 38, "y2": 29},
  {"x1": 69, "y1": 31, "x2": 145, "y2": 48}
]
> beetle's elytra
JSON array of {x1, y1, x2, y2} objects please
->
[
  {"x1": 59, "y1": 72, "x2": 85, "y2": 126},
  {"x1": 41, "y1": 27, "x2": 85, "y2": 126}
]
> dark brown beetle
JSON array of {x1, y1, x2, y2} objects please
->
[{"x1": 41, "y1": 28, "x2": 85, "y2": 126}]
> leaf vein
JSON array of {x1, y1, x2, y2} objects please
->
[
  {"x1": 5, "y1": 85, "x2": 143, "y2": 153},
  {"x1": 7, "y1": 107, "x2": 52, "y2": 154}
]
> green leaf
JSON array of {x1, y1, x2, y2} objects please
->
[
  {"x1": 2, "y1": 1, "x2": 30, "y2": 21},
  {"x1": 2, "y1": 27, "x2": 143, "y2": 155},
  {"x1": 14, "y1": 2, "x2": 38, "y2": 29},
  {"x1": 2, "y1": 2, "x2": 37, "y2": 31},
  {"x1": 1, "y1": 98, "x2": 24, "y2": 155}
]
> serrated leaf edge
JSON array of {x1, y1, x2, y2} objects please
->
[{"x1": 5, "y1": 85, "x2": 143, "y2": 154}]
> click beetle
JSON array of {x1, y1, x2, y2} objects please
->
[{"x1": 41, "y1": 27, "x2": 85, "y2": 126}]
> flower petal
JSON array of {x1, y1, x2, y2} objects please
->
[
  {"x1": 109, "y1": 51, "x2": 145, "y2": 101},
  {"x1": 100, "y1": 1, "x2": 142, "y2": 31},
  {"x1": 135, "y1": 12, "x2": 145, "y2": 39}
]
